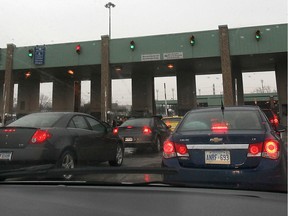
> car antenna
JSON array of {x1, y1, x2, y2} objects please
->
[{"x1": 221, "y1": 96, "x2": 225, "y2": 120}]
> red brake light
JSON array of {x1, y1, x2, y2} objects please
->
[
  {"x1": 113, "y1": 127, "x2": 119, "y2": 135},
  {"x1": 4, "y1": 128, "x2": 16, "y2": 133},
  {"x1": 175, "y1": 144, "x2": 188, "y2": 155},
  {"x1": 143, "y1": 126, "x2": 152, "y2": 134},
  {"x1": 163, "y1": 140, "x2": 176, "y2": 158},
  {"x1": 211, "y1": 122, "x2": 228, "y2": 133},
  {"x1": 263, "y1": 139, "x2": 279, "y2": 159},
  {"x1": 163, "y1": 140, "x2": 189, "y2": 158},
  {"x1": 30, "y1": 130, "x2": 52, "y2": 144},
  {"x1": 127, "y1": 126, "x2": 133, "y2": 129},
  {"x1": 271, "y1": 114, "x2": 279, "y2": 126},
  {"x1": 247, "y1": 143, "x2": 262, "y2": 157}
]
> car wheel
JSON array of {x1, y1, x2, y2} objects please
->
[
  {"x1": 152, "y1": 137, "x2": 161, "y2": 153},
  {"x1": 109, "y1": 144, "x2": 124, "y2": 166},
  {"x1": 57, "y1": 150, "x2": 76, "y2": 180}
]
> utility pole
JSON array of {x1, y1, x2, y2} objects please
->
[{"x1": 164, "y1": 83, "x2": 168, "y2": 116}]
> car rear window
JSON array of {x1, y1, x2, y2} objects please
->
[
  {"x1": 178, "y1": 110, "x2": 263, "y2": 131},
  {"x1": 121, "y1": 118, "x2": 151, "y2": 127},
  {"x1": 8, "y1": 113, "x2": 63, "y2": 128}
]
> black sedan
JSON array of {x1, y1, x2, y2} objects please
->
[
  {"x1": 0, "y1": 112, "x2": 124, "y2": 177},
  {"x1": 162, "y1": 106, "x2": 287, "y2": 191},
  {"x1": 114, "y1": 117, "x2": 171, "y2": 152}
]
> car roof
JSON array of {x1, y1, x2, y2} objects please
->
[{"x1": 188, "y1": 106, "x2": 261, "y2": 113}]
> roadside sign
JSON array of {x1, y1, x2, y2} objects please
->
[{"x1": 34, "y1": 46, "x2": 45, "y2": 65}]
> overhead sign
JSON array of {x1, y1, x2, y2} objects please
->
[
  {"x1": 141, "y1": 54, "x2": 161, "y2": 61},
  {"x1": 163, "y1": 52, "x2": 183, "y2": 60},
  {"x1": 34, "y1": 46, "x2": 46, "y2": 65}
]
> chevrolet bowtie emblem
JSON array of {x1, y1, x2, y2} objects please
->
[{"x1": 210, "y1": 137, "x2": 223, "y2": 142}]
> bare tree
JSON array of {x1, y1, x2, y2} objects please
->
[
  {"x1": 253, "y1": 86, "x2": 276, "y2": 93},
  {"x1": 39, "y1": 94, "x2": 52, "y2": 111}
]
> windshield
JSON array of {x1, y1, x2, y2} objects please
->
[{"x1": 0, "y1": 0, "x2": 287, "y2": 197}]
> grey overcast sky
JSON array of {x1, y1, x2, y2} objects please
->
[{"x1": 1, "y1": 0, "x2": 287, "y2": 104}]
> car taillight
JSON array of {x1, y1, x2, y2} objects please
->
[
  {"x1": 211, "y1": 122, "x2": 228, "y2": 133},
  {"x1": 270, "y1": 115, "x2": 279, "y2": 127},
  {"x1": 4, "y1": 128, "x2": 16, "y2": 133},
  {"x1": 113, "y1": 127, "x2": 119, "y2": 135},
  {"x1": 163, "y1": 140, "x2": 176, "y2": 158},
  {"x1": 247, "y1": 139, "x2": 279, "y2": 159},
  {"x1": 30, "y1": 129, "x2": 52, "y2": 144},
  {"x1": 163, "y1": 140, "x2": 189, "y2": 159},
  {"x1": 247, "y1": 143, "x2": 262, "y2": 157},
  {"x1": 143, "y1": 126, "x2": 152, "y2": 134},
  {"x1": 262, "y1": 139, "x2": 279, "y2": 159}
]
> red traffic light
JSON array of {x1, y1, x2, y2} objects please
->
[{"x1": 76, "y1": 45, "x2": 81, "y2": 54}]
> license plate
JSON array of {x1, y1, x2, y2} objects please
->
[
  {"x1": 205, "y1": 151, "x2": 230, "y2": 164},
  {"x1": 0, "y1": 152, "x2": 12, "y2": 161},
  {"x1": 124, "y1": 137, "x2": 133, "y2": 142}
]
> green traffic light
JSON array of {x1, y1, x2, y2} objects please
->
[
  {"x1": 130, "y1": 41, "x2": 135, "y2": 50},
  {"x1": 190, "y1": 36, "x2": 195, "y2": 46},
  {"x1": 255, "y1": 30, "x2": 261, "y2": 41},
  {"x1": 28, "y1": 49, "x2": 33, "y2": 58}
]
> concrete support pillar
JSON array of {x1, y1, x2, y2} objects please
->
[
  {"x1": 90, "y1": 72, "x2": 101, "y2": 119},
  {"x1": 233, "y1": 69, "x2": 244, "y2": 105},
  {"x1": 2, "y1": 44, "x2": 15, "y2": 124},
  {"x1": 177, "y1": 70, "x2": 197, "y2": 116},
  {"x1": 131, "y1": 70, "x2": 155, "y2": 116},
  {"x1": 74, "y1": 81, "x2": 81, "y2": 112},
  {"x1": 0, "y1": 83, "x2": 3, "y2": 117},
  {"x1": 101, "y1": 35, "x2": 111, "y2": 121},
  {"x1": 275, "y1": 62, "x2": 287, "y2": 127},
  {"x1": 52, "y1": 78, "x2": 75, "y2": 111},
  {"x1": 17, "y1": 78, "x2": 40, "y2": 115},
  {"x1": 219, "y1": 25, "x2": 235, "y2": 106}
]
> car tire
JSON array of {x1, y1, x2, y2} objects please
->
[
  {"x1": 109, "y1": 144, "x2": 124, "y2": 166},
  {"x1": 152, "y1": 137, "x2": 161, "y2": 153},
  {"x1": 57, "y1": 150, "x2": 76, "y2": 180}
]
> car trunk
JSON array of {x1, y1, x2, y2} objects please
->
[
  {"x1": 0, "y1": 127, "x2": 38, "y2": 148},
  {"x1": 173, "y1": 130, "x2": 266, "y2": 169}
]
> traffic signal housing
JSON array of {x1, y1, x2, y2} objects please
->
[
  {"x1": 130, "y1": 41, "x2": 135, "y2": 51},
  {"x1": 28, "y1": 49, "x2": 33, "y2": 58},
  {"x1": 190, "y1": 35, "x2": 195, "y2": 46},
  {"x1": 255, "y1": 30, "x2": 261, "y2": 41},
  {"x1": 76, "y1": 45, "x2": 81, "y2": 54}
]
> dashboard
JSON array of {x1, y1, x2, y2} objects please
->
[{"x1": 0, "y1": 183, "x2": 287, "y2": 216}]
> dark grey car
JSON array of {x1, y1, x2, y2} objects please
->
[
  {"x1": 0, "y1": 112, "x2": 124, "y2": 177},
  {"x1": 115, "y1": 117, "x2": 171, "y2": 152}
]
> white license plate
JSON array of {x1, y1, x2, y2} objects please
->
[
  {"x1": 205, "y1": 151, "x2": 230, "y2": 164},
  {"x1": 124, "y1": 137, "x2": 133, "y2": 142},
  {"x1": 0, "y1": 152, "x2": 12, "y2": 160}
]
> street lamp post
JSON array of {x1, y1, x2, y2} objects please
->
[{"x1": 105, "y1": 2, "x2": 116, "y2": 38}]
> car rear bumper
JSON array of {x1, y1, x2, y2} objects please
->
[
  {"x1": 124, "y1": 141, "x2": 153, "y2": 148},
  {"x1": 0, "y1": 147, "x2": 58, "y2": 171},
  {"x1": 162, "y1": 157, "x2": 287, "y2": 192}
]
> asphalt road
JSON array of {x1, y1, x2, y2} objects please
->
[{"x1": 75, "y1": 147, "x2": 164, "y2": 183}]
